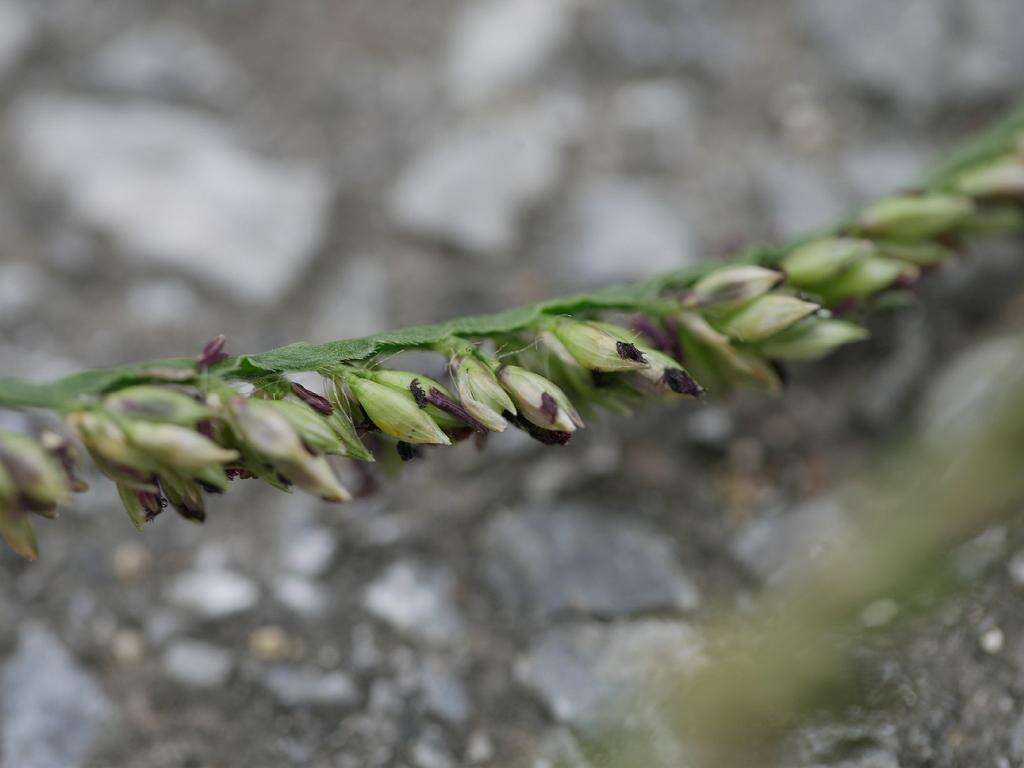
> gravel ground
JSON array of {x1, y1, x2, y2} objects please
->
[{"x1": 1, "y1": 1, "x2": 1024, "y2": 767}]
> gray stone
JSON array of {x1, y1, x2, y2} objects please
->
[
  {"x1": 273, "y1": 575, "x2": 328, "y2": 617},
  {"x1": 558, "y1": 178, "x2": 695, "y2": 285},
  {"x1": 419, "y1": 657, "x2": 470, "y2": 724},
  {"x1": 312, "y1": 255, "x2": 391, "y2": 342},
  {"x1": 261, "y1": 666, "x2": 359, "y2": 707},
  {"x1": 126, "y1": 279, "x2": 202, "y2": 328},
  {"x1": 279, "y1": 524, "x2": 338, "y2": 577},
  {"x1": 611, "y1": 79, "x2": 696, "y2": 173},
  {"x1": 87, "y1": 22, "x2": 245, "y2": 103},
  {"x1": 732, "y1": 496, "x2": 852, "y2": 584},
  {"x1": 759, "y1": 156, "x2": 849, "y2": 239},
  {"x1": 843, "y1": 143, "x2": 931, "y2": 201},
  {"x1": 165, "y1": 568, "x2": 260, "y2": 619},
  {"x1": 363, "y1": 560, "x2": 466, "y2": 646},
  {"x1": 0, "y1": 0, "x2": 33, "y2": 79},
  {"x1": 411, "y1": 725, "x2": 455, "y2": 768},
  {"x1": 685, "y1": 405, "x2": 734, "y2": 451},
  {"x1": 10, "y1": 95, "x2": 330, "y2": 304},
  {"x1": 0, "y1": 262, "x2": 46, "y2": 323},
  {"x1": 798, "y1": 0, "x2": 1024, "y2": 111},
  {"x1": 446, "y1": 0, "x2": 572, "y2": 105},
  {"x1": 483, "y1": 505, "x2": 699, "y2": 619},
  {"x1": 583, "y1": 0, "x2": 741, "y2": 79},
  {"x1": 390, "y1": 95, "x2": 583, "y2": 258},
  {"x1": 520, "y1": 618, "x2": 704, "y2": 733},
  {"x1": 1, "y1": 624, "x2": 112, "y2": 768},
  {"x1": 162, "y1": 639, "x2": 233, "y2": 688}
]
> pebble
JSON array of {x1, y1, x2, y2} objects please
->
[
  {"x1": 1, "y1": 624, "x2": 113, "y2": 768},
  {"x1": 249, "y1": 625, "x2": 295, "y2": 661},
  {"x1": 261, "y1": 666, "x2": 359, "y2": 707},
  {"x1": 419, "y1": 657, "x2": 471, "y2": 724},
  {"x1": 446, "y1": 0, "x2": 572, "y2": 105},
  {"x1": 162, "y1": 639, "x2": 234, "y2": 688},
  {"x1": 363, "y1": 560, "x2": 466, "y2": 646},
  {"x1": 165, "y1": 568, "x2": 260, "y2": 619},
  {"x1": 10, "y1": 95, "x2": 331, "y2": 304},
  {"x1": 482, "y1": 505, "x2": 699, "y2": 619},
  {"x1": 981, "y1": 628, "x2": 1005, "y2": 655}
]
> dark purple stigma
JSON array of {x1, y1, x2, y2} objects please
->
[
  {"x1": 616, "y1": 341, "x2": 647, "y2": 364},
  {"x1": 540, "y1": 393, "x2": 559, "y2": 425},
  {"x1": 197, "y1": 334, "x2": 229, "y2": 370},
  {"x1": 503, "y1": 411, "x2": 572, "y2": 446},
  {"x1": 291, "y1": 382, "x2": 333, "y2": 415},
  {"x1": 409, "y1": 379, "x2": 429, "y2": 407},
  {"x1": 425, "y1": 388, "x2": 486, "y2": 433},
  {"x1": 174, "y1": 503, "x2": 206, "y2": 523},
  {"x1": 664, "y1": 368, "x2": 703, "y2": 397},
  {"x1": 630, "y1": 316, "x2": 675, "y2": 355},
  {"x1": 396, "y1": 441, "x2": 421, "y2": 462}
]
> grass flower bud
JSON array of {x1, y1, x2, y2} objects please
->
[
  {"x1": 346, "y1": 375, "x2": 451, "y2": 445},
  {"x1": 0, "y1": 430, "x2": 71, "y2": 515},
  {"x1": 368, "y1": 370, "x2": 479, "y2": 431},
  {"x1": 270, "y1": 397, "x2": 347, "y2": 455},
  {"x1": 816, "y1": 256, "x2": 914, "y2": 303},
  {"x1": 279, "y1": 454, "x2": 352, "y2": 502},
  {"x1": 450, "y1": 353, "x2": 516, "y2": 433},
  {"x1": 67, "y1": 411, "x2": 156, "y2": 475},
  {"x1": 960, "y1": 204, "x2": 1024, "y2": 235},
  {"x1": 497, "y1": 365, "x2": 583, "y2": 433},
  {"x1": 549, "y1": 318, "x2": 650, "y2": 372},
  {"x1": 159, "y1": 473, "x2": 207, "y2": 523},
  {"x1": 123, "y1": 422, "x2": 238, "y2": 471},
  {"x1": 588, "y1": 322, "x2": 701, "y2": 398},
  {"x1": 875, "y1": 240, "x2": 954, "y2": 266},
  {"x1": 856, "y1": 194, "x2": 975, "y2": 240},
  {"x1": 104, "y1": 386, "x2": 213, "y2": 426},
  {"x1": 115, "y1": 482, "x2": 148, "y2": 531},
  {"x1": 688, "y1": 266, "x2": 783, "y2": 308},
  {"x1": 952, "y1": 155, "x2": 1024, "y2": 198},
  {"x1": 781, "y1": 238, "x2": 875, "y2": 286},
  {"x1": 0, "y1": 467, "x2": 38, "y2": 559},
  {"x1": 757, "y1": 318, "x2": 870, "y2": 361},
  {"x1": 718, "y1": 295, "x2": 819, "y2": 343}
]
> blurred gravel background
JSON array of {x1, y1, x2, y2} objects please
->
[{"x1": 2, "y1": 1, "x2": 1024, "y2": 767}]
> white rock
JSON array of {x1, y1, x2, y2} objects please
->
[
  {"x1": 261, "y1": 666, "x2": 359, "y2": 707},
  {"x1": 166, "y1": 568, "x2": 260, "y2": 619},
  {"x1": 162, "y1": 639, "x2": 233, "y2": 688},
  {"x1": 390, "y1": 95, "x2": 584, "y2": 258},
  {"x1": 0, "y1": 262, "x2": 46, "y2": 322},
  {"x1": 10, "y1": 95, "x2": 331, "y2": 303},
  {"x1": 87, "y1": 22, "x2": 245, "y2": 103},
  {"x1": 0, "y1": 0, "x2": 33, "y2": 79},
  {"x1": 312, "y1": 255, "x2": 390, "y2": 341},
  {"x1": 363, "y1": 560, "x2": 466, "y2": 646},
  {"x1": 273, "y1": 576, "x2": 328, "y2": 617},
  {"x1": 447, "y1": 0, "x2": 572, "y2": 105},
  {"x1": 126, "y1": 279, "x2": 202, "y2": 327},
  {"x1": 279, "y1": 524, "x2": 338, "y2": 577},
  {"x1": 559, "y1": 178, "x2": 695, "y2": 285},
  {"x1": 1, "y1": 624, "x2": 112, "y2": 768}
]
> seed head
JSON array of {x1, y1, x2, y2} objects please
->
[
  {"x1": 0, "y1": 430, "x2": 71, "y2": 516},
  {"x1": 450, "y1": 353, "x2": 516, "y2": 432},
  {"x1": 0, "y1": 476, "x2": 38, "y2": 560},
  {"x1": 952, "y1": 155, "x2": 1024, "y2": 198},
  {"x1": 718, "y1": 294, "x2": 819, "y2": 343},
  {"x1": 497, "y1": 365, "x2": 583, "y2": 433},
  {"x1": 688, "y1": 266, "x2": 783, "y2": 309},
  {"x1": 123, "y1": 422, "x2": 239, "y2": 471},
  {"x1": 549, "y1": 318, "x2": 650, "y2": 372},
  {"x1": 346, "y1": 375, "x2": 451, "y2": 445},
  {"x1": 781, "y1": 238, "x2": 875, "y2": 287},
  {"x1": 856, "y1": 194, "x2": 975, "y2": 240},
  {"x1": 758, "y1": 318, "x2": 869, "y2": 361},
  {"x1": 816, "y1": 256, "x2": 915, "y2": 303},
  {"x1": 105, "y1": 386, "x2": 213, "y2": 426}
]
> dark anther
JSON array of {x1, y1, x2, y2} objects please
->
[
  {"x1": 196, "y1": 419, "x2": 216, "y2": 440},
  {"x1": 540, "y1": 393, "x2": 559, "y2": 425},
  {"x1": 616, "y1": 341, "x2": 647, "y2": 364},
  {"x1": 769, "y1": 360, "x2": 790, "y2": 388},
  {"x1": 174, "y1": 504, "x2": 206, "y2": 523},
  {"x1": 503, "y1": 411, "x2": 572, "y2": 446},
  {"x1": 426, "y1": 388, "x2": 486, "y2": 433},
  {"x1": 139, "y1": 491, "x2": 165, "y2": 522},
  {"x1": 396, "y1": 441, "x2": 421, "y2": 462},
  {"x1": 664, "y1": 368, "x2": 703, "y2": 397},
  {"x1": 409, "y1": 379, "x2": 429, "y2": 408},
  {"x1": 592, "y1": 371, "x2": 614, "y2": 388},
  {"x1": 225, "y1": 468, "x2": 256, "y2": 481},
  {"x1": 196, "y1": 479, "x2": 225, "y2": 494},
  {"x1": 197, "y1": 334, "x2": 228, "y2": 370},
  {"x1": 291, "y1": 382, "x2": 333, "y2": 415}
]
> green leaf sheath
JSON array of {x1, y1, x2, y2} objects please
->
[{"x1": 2, "y1": 100, "x2": 1023, "y2": 412}]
